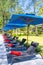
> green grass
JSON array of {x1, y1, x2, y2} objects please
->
[{"x1": 19, "y1": 36, "x2": 43, "y2": 46}]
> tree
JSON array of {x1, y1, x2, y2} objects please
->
[
  {"x1": 31, "y1": 0, "x2": 43, "y2": 35},
  {"x1": 0, "y1": 17, "x2": 3, "y2": 29},
  {"x1": 38, "y1": 7, "x2": 43, "y2": 15},
  {"x1": 0, "y1": 0, "x2": 11, "y2": 27},
  {"x1": 0, "y1": 0, "x2": 18, "y2": 28},
  {"x1": 31, "y1": 0, "x2": 43, "y2": 14},
  {"x1": 14, "y1": 6, "x2": 24, "y2": 14}
]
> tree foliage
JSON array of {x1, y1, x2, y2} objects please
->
[
  {"x1": 38, "y1": 7, "x2": 43, "y2": 15},
  {"x1": 0, "y1": 0, "x2": 19, "y2": 28},
  {"x1": 14, "y1": 6, "x2": 24, "y2": 14}
]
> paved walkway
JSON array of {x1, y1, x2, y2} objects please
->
[{"x1": 0, "y1": 34, "x2": 8, "y2": 65}]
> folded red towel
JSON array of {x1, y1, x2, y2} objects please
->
[
  {"x1": 8, "y1": 44, "x2": 13, "y2": 47},
  {"x1": 3, "y1": 35, "x2": 7, "y2": 39},
  {"x1": 5, "y1": 39, "x2": 10, "y2": 43},
  {"x1": 10, "y1": 51, "x2": 22, "y2": 56}
]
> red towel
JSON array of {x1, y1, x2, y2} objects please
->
[
  {"x1": 10, "y1": 51, "x2": 22, "y2": 56},
  {"x1": 8, "y1": 44, "x2": 13, "y2": 47},
  {"x1": 5, "y1": 39, "x2": 10, "y2": 43},
  {"x1": 3, "y1": 35, "x2": 7, "y2": 39}
]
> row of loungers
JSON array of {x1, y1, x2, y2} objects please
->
[
  {"x1": 3, "y1": 34, "x2": 28, "y2": 51},
  {"x1": 3, "y1": 34, "x2": 39, "y2": 65}
]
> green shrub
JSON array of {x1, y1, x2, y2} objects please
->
[
  {"x1": 35, "y1": 46, "x2": 43, "y2": 56},
  {"x1": 24, "y1": 43, "x2": 30, "y2": 48},
  {"x1": 35, "y1": 46, "x2": 41, "y2": 53},
  {"x1": 40, "y1": 51, "x2": 43, "y2": 56}
]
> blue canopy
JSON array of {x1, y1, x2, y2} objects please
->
[
  {"x1": 3, "y1": 14, "x2": 43, "y2": 31},
  {"x1": 3, "y1": 26, "x2": 14, "y2": 31},
  {"x1": 9, "y1": 14, "x2": 43, "y2": 25},
  {"x1": 3, "y1": 24, "x2": 26, "y2": 31}
]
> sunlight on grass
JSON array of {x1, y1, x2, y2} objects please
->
[{"x1": 19, "y1": 36, "x2": 43, "y2": 46}]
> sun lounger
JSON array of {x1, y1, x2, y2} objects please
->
[{"x1": 7, "y1": 42, "x2": 39, "y2": 65}]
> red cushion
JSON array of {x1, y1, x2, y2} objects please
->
[
  {"x1": 10, "y1": 51, "x2": 22, "y2": 56},
  {"x1": 3, "y1": 36, "x2": 7, "y2": 39},
  {"x1": 8, "y1": 44, "x2": 13, "y2": 47},
  {"x1": 5, "y1": 39, "x2": 10, "y2": 43}
]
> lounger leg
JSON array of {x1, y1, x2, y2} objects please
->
[{"x1": 11, "y1": 56, "x2": 14, "y2": 65}]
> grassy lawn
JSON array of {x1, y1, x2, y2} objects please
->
[{"x1": 19, "y1": 36, "x2": 43, "y2": 46}]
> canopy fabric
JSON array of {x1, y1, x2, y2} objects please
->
[
  {"x1": 3, "y1": 14, "x2": 43, "y2": 31},
  {"x1": 6, "y1": 24, "x2": 26, "y2": 26},
  {"x1": 3, "y1": 24, "x2": 26, "y2": 31},
  {"x1": 3, "y1": 26, "x2": 14, "y2": 31},
  {"x1": 9, "y1": 18, "x2": 28, "y2": 24},
  {"x1": 9, "y1": 14, "x2": 43, "y2": 25}
]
